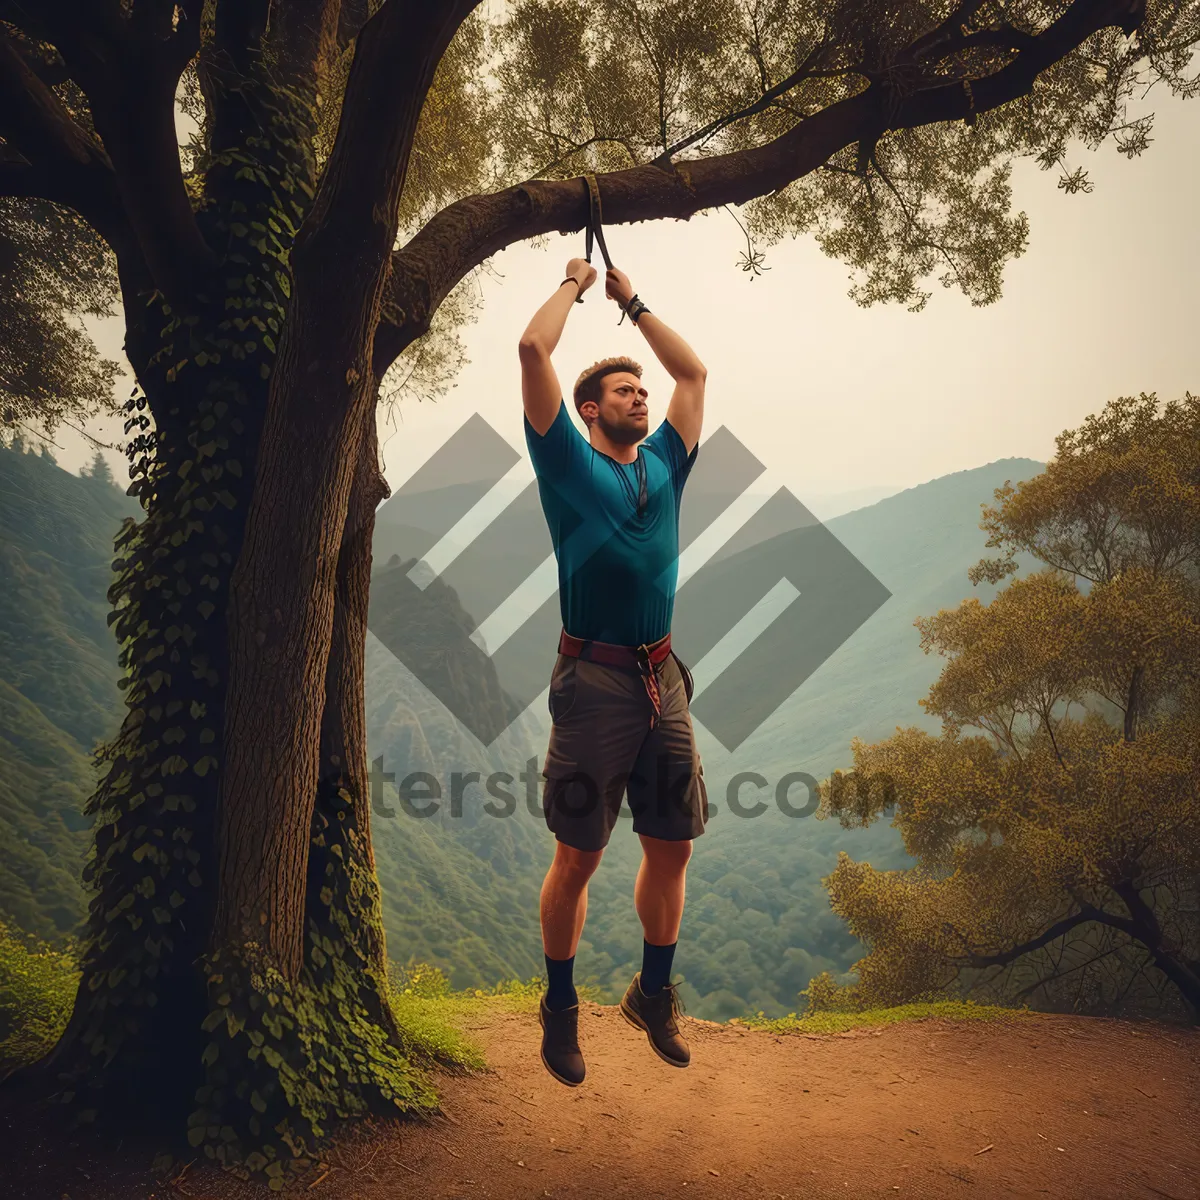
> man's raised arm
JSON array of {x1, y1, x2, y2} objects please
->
[
  {"x1": 605, "y1": 268, "x2": 706, "y2": 455},
  {"x1": 518, "y1": 258, "x2": 598, "y2": 436}
]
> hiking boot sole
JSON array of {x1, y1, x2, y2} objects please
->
[
  {"x1": 618, "y1": 998, "x2": 690, "y2": 1067},
  {"x1": 539, "y1": 1045, "x2": 584, "y2": 1087}
]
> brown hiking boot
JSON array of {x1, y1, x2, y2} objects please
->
[
  {"x1": 539, "y1": 992, "x2": 585, "y2": 1086},
  {"x1": 619, "y1": 972, "x2": 690, "y2": 1067}
]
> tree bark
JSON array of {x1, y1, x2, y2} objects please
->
[
  {"x1": 320, "y1": 402, "x2": 389, "y2": 847},
  {"x1": 213, "y1": 0, "x2": 478, "y2": 985}
]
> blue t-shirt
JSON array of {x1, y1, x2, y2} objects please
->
[{"x1": 525, "y1": 399, "x2": 698, "y2": 646}]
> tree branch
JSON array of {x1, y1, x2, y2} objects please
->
[
  {"x1": 654, "y1": 31, "x2": 843, "y2": 163},
  {"x1": 294, "y1": 0, "x2": 483, "y2": 296},
  {"x1": 1112, "y1": 879, "x2": 1200, "y2": 1013},
  {"x1": 0, "y1": 25, "x2": 138, "y2": 259},
  {"x1": 945, "y1": 906, "x2": 1108, "y2": 969},
  {"x1": 19, "y1": 2, "x2": 215, "y2": 300},
  {"x1": 377, "y1": 0, "x2": 1146, "y2": 371}
]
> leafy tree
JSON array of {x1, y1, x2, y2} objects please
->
[
  {"x1": 0, "y1": 0, "x2": 1197, "y2": 1180},
  {"x1": 0, "y1": 198, "x2": 121, "y2": 442},
  {"x1": 817, "y1": 393, "x2": 1200, "y2": 1022}
]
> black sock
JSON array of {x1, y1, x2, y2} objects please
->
[
  {"x1": 545, "y1": 953, "x2": 578, "y2": 1011},
  {"x1": 640, "y1": 939, "x2": 677, "y2": 996}
]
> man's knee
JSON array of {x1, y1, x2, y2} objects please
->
[
  {"x1": 551, "y1": 840, "x2": 604, "y2": 885},
  {"x1": 638, "y1": 834, "x2": 692, "y2": 874}
]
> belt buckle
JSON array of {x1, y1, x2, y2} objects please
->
[{"x1": 635, "y1": 643, "x2": 653, "y2": 675}]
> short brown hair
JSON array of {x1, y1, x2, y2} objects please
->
[{"x1": 572, "y1": 356, "x2": 643, "y2": 413}]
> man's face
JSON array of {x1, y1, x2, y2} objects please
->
[{"x1": 592, "y1": 371, "x2": 648, "y2": 445}]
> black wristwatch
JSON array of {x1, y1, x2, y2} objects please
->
[{"x1": 623, "y1": 294, "x2": 651, "y2": 325}]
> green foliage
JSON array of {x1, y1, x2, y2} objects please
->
[
  {"x1": 0, "y1": 439, "x2": 138, "y2": 752},
  {"x1": 739, "y1": 997, "x2": 1029, "y2": 1035},
  {"x1": 492, "y1": 0, "x2": 1200, "y2": 310},
  {"x1": 388, "y1": 958, "x2": 453, "y2": 999},
  {"x1": 0, "y1": 198, "x2": 121, "y2": 440},
  {"x1": 0, "y1": 441, "x2": 140, "y2": 940},
  {"x1": 0, "y1": 918, "x2": 78, "y2": 1072}
]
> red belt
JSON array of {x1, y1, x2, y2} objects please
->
[{"x1": 558, "y1": 629, "x2": 672, "y2": 728}]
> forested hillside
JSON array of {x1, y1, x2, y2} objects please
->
[{"x1": 0, "y1": 442, "x2": 138, "y2": 939}]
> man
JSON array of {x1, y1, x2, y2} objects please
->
[{"x1": 518, "y1": 256, "x2": 708, "y2": 1087}]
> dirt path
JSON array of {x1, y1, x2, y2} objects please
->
[{"x1": 6, "y1": 1006, "x2": 1199, "y2": 1200}]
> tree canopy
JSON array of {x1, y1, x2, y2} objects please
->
[{"x1": 817, "y1": 393, "x2": 1200, "y2": 1020}]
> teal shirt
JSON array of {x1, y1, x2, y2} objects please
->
[{"x1": 525, "y1": 399, "x2": 698, "y2": 646}]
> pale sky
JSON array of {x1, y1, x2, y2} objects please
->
[{"x1": 62, "y1": 91, "x2": 1198, "y2": 510}]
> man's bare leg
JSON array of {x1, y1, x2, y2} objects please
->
[
  {"x1": 540, "y1": 842, "x2": 603, "y2": 1009},
  {"x1": 633, "y1": 833, "x2": 692, "y2": 994}
]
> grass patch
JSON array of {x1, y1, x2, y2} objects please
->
[
  {"x1": 0, "y1": 919, "x2": 79, "y2": 1074},
  {"x1": 734, "y1": 998, "x2": 1031, "y2": 1035},
  {"x1": 0, "y1": 923, "x2": 561, "y2": 1083}
]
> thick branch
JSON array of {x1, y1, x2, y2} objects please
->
[
  {"x1": 952, "y1": 891, "x2": 1200, "y2": 1016},
  {"x1": 26, "y1": 5, "x2": 215, "y2": 300},
  {"x1": 377, "y1": 0, "x2": 1146, "y2": 371},
  {"x1": 1112, "y1": 880, "x2": 1200, "y2": 1014},
  {"x1": 295, "y1": 0, "x2": 482, "y2": 288},
  {"x1": 946, "y1": 906, "x2": 1108, "y2": 969},
  {"x1": 0, "y1": 26, "x2": 140, "y2": 263}
]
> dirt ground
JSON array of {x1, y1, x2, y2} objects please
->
[{"x1": 5, "y1": 1005, "x2": 1199, "y2": 1200}]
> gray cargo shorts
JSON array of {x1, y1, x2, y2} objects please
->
[{"x1": 541, "y1": 649, "x2": 709, "y2": 852}]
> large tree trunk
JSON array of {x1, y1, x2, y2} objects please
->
[
  {"x1": 316, "y1": 405, "x2": 393, "y2": 986},
  {"x1": 212, "y1": 296, "x2": 378, "y2": 982},
  {"x1": 6, "y1": 303, "x2": 271, "y2": 1126},
  {"x1": 3, "y1": 63, "x2": 424, "y2": 1171},
  {"x1": 186, "y1": 8, "x2": 468, "y2": 1169}
]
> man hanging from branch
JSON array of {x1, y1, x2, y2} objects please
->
[
  {"x1": 519, "y1": 258, "x2": 707, "y2": 1086},
  {"x1": 2, "y1": 0, "x2": 1192, "y2": 1177}
]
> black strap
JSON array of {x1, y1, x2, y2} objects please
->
[
  {"x1": 576, "y1": 174, "x2": 627, "y2": 324},
  {"x1": 584, "y1": 174, "x2": 614, "y2": 272}
]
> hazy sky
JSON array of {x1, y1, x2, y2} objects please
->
[{"x1": 65, "y1": 92, "x2": 1198, "y2": 510}]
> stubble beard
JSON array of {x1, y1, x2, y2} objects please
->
[{"x1": 596, "y1": 409, "x2": 646, "y2": 446}]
